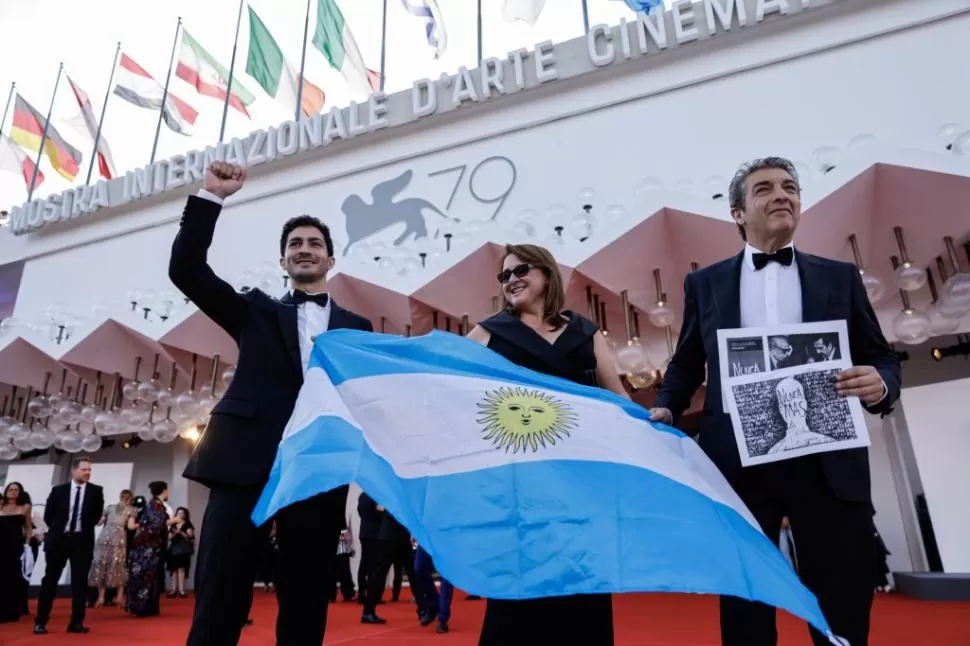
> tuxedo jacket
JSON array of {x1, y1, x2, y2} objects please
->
[
  {"x1": 43, "y1": 482, "x2": 105, "y2": 549},
  {"x1": 169, "y1": 195, "x2": 374, "y2": 489},
  {"x1": 656, "y1": 250, "x2": 901, "y2": 502}
]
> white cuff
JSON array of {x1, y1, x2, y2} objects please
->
[
  {"x1": 196, "y1": 189, "x2": 225, "y2": 206},
  {"x1": 871, "y1": 378, "x2": 888, "y2": 405}
]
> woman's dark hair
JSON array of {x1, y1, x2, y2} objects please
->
[
  {"x1": 496, "y1": 244, "x2": 566, "y2": 329},
  {"x1": 2, "y1": 481, "x2": 28, "y2": 506},
  {"x1": 176, "y1": 507, "x2": 191, "y2": 523},
  {"x1": 148, "y1": 481, "x2": 168, "y2": 498}
]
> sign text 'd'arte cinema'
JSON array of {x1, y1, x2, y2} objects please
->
[{"x1": 7, "y1": 0, "x2": 816, "y2": 236}]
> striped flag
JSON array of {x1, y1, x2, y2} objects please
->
[
  {"x1": 613, "y1": 0, "x2": 664, "y2": 13},
  {"x1": 245, "y1": 7, "x2": 326, "y2": 118},
  {"x1": 65, "y1": 76, "x2": 116, "y2": 180},
  {"x1": 8, "y1": 94, "x2": 82, "y2": 183},
  {"x1": 253, "y1": 330, "x2": 849, "y2": 646},
  {"x1": 400, "y1": 0, "x2": 447, "y2": 59},
  {"x1": 177, "y1": 29, "x2": 255, "y2": 117},
  {"x1": 501, "y1": 0, "x2": 547, "y2": 25},
  {"x1": 312, "y1": 0, "x2": 380, "y2": 98},
  {"x1": 113, "y1": 53, "x2": 198, "y2": 136},
  {"x1": 0, "y1": 133, "x2": 44, "y2": 189}
]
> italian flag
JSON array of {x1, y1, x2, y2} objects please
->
[
  {"x1": 177, "y1": 28, "x2": 256, "y2": 117},
  {"x1": 312, "y1": 0, "x2": 380, "y2": 98},
  {"x1": 246, "y1": 7, "x2": 325, "y2": 118}
]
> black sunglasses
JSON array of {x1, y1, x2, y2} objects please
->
[{"x1": 497, "y1": 263, "x2": 533, "y2": 284}]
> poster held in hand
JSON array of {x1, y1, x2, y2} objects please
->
[{"x1": 717, "y1": 320, "x2": 869, "y2": 467}]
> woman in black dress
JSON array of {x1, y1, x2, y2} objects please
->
[
  {"x1": 466, "y1": 243, "x2": 631, "y2": 646},
  {"x1": 166, "y1": 507, "x2": 195, "y2": 597},
  {"x1": 0, "y1": 482, "x2": 32, "y2": 623}
]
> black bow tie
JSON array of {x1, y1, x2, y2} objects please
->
[
  {"x1": 752, "y1": 247, "x2": 794, "y2": 270},
  {"x1": 287, "y1": 290, "x2": 330, "y2": 308}
]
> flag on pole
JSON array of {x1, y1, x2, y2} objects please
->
[
  {"x1": 8, "y1": 94, "x2": 82, "y2": 182},
  {"x1": 113, "y1": 53, "x2": 198, "y2": 136},
  {"x1": 177, "y1": 29, "x2": 256, "y2": 117},
  {"x1": 0, "y1": 133, "x2": 44, "y2": 189},
  {"x1": 246, "y1": 7, "x2": 326, "y2": 118},
  {"x1": 64, "y1": 76, "x2": 116, "y2": 180},
  {"x1": 312, "y1": 0, "x2": 380, "y2": 98},
  {"x1": 501, "y1": 0, "x2": 547, "y2": 25},
  {"x1": 253, "y1": 330, "x2": 848, "y2": 646},
  {"x1": 613, "y1": 0, "x2": 664, "y2": 13},
  {"x1": 400, "y1": 0, "x2": 448, "y2": 59}
]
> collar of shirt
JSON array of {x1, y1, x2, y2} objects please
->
[{"x1": 743, "y1": 242, "x2": 796, "y2": 271}]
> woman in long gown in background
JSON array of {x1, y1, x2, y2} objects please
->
[
  {"x1": 0, "y1": 482, "x2": 32, "y2": 623},
  {"x1": 89, "y1": 489, "x2": 134, "y2": 608},
  {"x1": 466, "y1": 243, "x2": 631, "y2": 646},
  {"x1": 127, "y1": 482, "x2": 172, "y2": 617}
]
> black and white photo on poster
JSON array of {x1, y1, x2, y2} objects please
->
[
  {"x1": 717, "y1": 320, "x2": 867, "y2": 466},
  {"x1": 726, "y1": 367, "x2": 868, "y2": 466}
]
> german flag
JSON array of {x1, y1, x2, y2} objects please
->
[{"x1": 9, "y1": 94, "x2": 82, "y2": 183}]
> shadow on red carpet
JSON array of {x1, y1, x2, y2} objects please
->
[{"x1": 1, "y1": 591, "x2": 967, "y2": 645}]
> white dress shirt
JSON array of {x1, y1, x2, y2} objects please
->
[
  {"x1": 739, "y1": 243, "x2": 802, "y2": 328},
  {"x1": 194, "y1": 189, "x2": 332, "y2": 373},
  {"x1": 297, "y1": 293, "x2": 332, "y2": 372},
  {"x1": 66, "y1": 482, "x2": 86, "y2": 532}
]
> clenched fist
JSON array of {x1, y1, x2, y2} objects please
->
[{"x1": 205, "y1": 162, "x2": 247, "y2": 200}]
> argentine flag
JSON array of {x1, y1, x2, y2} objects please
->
[{"x1": 253, "y1": 330, "x2": 846, "y2": 645}]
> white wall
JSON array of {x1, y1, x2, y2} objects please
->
[
  {"x1": 899, "y1": 378, "x2": 970, "y2": 574},
  {"x1": 867, "y1": 414, "x2": 913, "y2": 574}
]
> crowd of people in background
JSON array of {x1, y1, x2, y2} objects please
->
[{"x1": 0, "y1": 458, "x2": 197, "y2": 632}]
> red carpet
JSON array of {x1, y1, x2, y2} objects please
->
[{"x1": 2, "y1": 591, "x2": 967, "y2": 644}]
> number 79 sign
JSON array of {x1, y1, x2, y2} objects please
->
[{"x1": 427, "y1": 156, "x2": 518, "y2": 221}]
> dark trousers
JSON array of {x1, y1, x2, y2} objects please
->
[
  {"x1": 391, "y1": 542, "x2": 413, "y2": 600},
  {"x1": 186, "y1": 485, "x2": 348, "y2": 646},
  {"x1": 332, "y1": 554, "x2": 355, "y2": 601},
  {"x1": 720, "y1": 457, "x2": 877, "y2": 646},
  {"x1": 357, "y1": 538, "x2": 376, "y2": 603},
  {"x1": 363, "y1": 540, "x2": 421, "y2": 615},
  {"x1": 415, "y1": 546, "x2": 453, "y2": 621},
  {"x1": 35, "y1": 535, "x2": 93, "y2": 627}
]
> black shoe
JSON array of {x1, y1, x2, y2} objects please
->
[
  {"x1": 419, "y1": 609, "x2": 437, "y2": 626},
  {"x1": 465, "y1": 594, "x2": 482, "y2": 600},
  {"x1": 33, "y1": 624, "x2": 47, "y2": 635},
  {"x1": 245, "y1": 618, "x2": 254, "y2": 625},
  {"x1": 361, "y1": 612, "x2": 387, "y2": 625},
  {"x1": 436, "y1": 619, "x2": 449, "y2": 634},
  {"x1": 67, "y1": 624, "x2": 90, "y2": 634}
]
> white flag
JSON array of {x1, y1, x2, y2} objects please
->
[{"x1": 502, "y1": 0, "x2": 547, "y2": 26}]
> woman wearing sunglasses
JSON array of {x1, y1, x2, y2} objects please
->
[{"x1": 466, "y1": 243, "x2": 630, "y2": 646}]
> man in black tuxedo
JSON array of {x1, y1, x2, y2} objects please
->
[
  {"x1": 651, "y1": 157, "x2": 901, "y2": 646},
  {"x1": 170, "y1": 161, "x2": 373, "y2": 646},
  {"x1": 34, "y1": 457, "x2": 105, "y2": 635}
]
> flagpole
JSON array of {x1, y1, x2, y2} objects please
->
[
  {"x1": 581, "y1": 0, "x2": 590, "y2": 32},
  {"x1": 219, "y1": 0, "x2": 246, "y2": 142},
  {"x1": 379, "y1": 0, "x2": 388, "y2": 92},
  {"x1": 0, "y1": 82, "x2": 14, "y2": 136},
  {"x1": 295, "y1": 0, "x2": 313, "y2": 123},
  {"x1": 28, "y1": 63, "x2": 64, "y2": 201},
  {"x1": 151, "y1": 17, "x2": 182, "y2": 166},
  {"x1": 87, "y1": 42, "x2": 121, "y2": 186},
  {"x1": 476, "y1": 0, "x2": 483, "y2": 65}
]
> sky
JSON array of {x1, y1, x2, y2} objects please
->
[{"x1": 0, "y1": 0, "x2": 672, "y2": 207}]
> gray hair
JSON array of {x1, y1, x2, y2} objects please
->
[{"x1": 728, "y1": 157, "x2": 800, "y2": 240}]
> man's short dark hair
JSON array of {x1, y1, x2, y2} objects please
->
[
  {"x1": 728, "y1": 156, "x2": 800, "y2": 241},
  {"x1": 71, "y1": 456, "x2": 91, "y2": 469},
  {"x1": 280, "y1": 215, "x2": 334, "y2": 257}
]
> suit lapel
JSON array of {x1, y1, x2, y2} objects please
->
[
  {"x1": 276, "y1": 301, "x2": 304, "y2": 376},
  {"x1": 328, "y1": 302, "x2": 352, "y2": 331},
  {"x1": 796, "y1": 251, "x2": 831, "y2": 322},
  {"x1": 713, "y1": 253, "x2": 743, "y2": 329}
]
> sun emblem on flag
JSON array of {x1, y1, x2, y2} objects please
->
[{"x1": 476, "y1": 386, "x2": 578, "y2": 454}]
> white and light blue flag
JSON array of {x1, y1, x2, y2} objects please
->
[
  {"x1": 400, "y1": 0, "x2": 448, "y2": 59},
  {"x1": 253, "y1": 330, "x2": 846, "y2": 645},
  {"x1": 613, "y1": 0, "x2": 664, "y2": 14}
]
